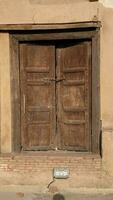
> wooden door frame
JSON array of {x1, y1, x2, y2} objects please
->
[{"x1": 9, "y1": 22, "x2": 100, "y2": 154}]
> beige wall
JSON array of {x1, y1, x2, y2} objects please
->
[
  {"x1": 0, "y1": 1, "x2": 99, "y2": 24},
  {"x1": 100, "y1": 4, "x2": 113, "y2": 176},
  {"x1": 100, "y1": 0, "x2": 113, "y2": 8},
  {"x1": 100, "y1": 5, "x2": 113, "y2": 128},
  {"x1": 0, "y1": 0, "x2": 113, "y2": 179},
  {"x1": 0, "y1": 34, "x2": 12, "y2": 153}
]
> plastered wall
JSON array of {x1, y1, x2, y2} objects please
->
[
  {"x1": 100, "y1": 2, "x2": 113, "y2": 176},
  {"x1": 0, "y1": 0, "x2": 113, "y2": 181},
  {"x1": 100, "y1": 0, "x2": 113, "y2": 8},
  {"x1": 0, "y1": 34, "x2": 12, "y2": 153},
  {"x1": 0, "y1": 1, "x2": 99, "y2": 24}
]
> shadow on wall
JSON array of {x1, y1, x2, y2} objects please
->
[{"x1": 53, "y1": 194, "x2": 65, "y2": 200}]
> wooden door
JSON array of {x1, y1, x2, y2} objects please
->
[
  {"x1": 20, "y1": 40, "x2": 91, "y2": 151},
  {"x1": 56, "y1": 41, "x2": 91, "y2": 151},
  {"x1": 20, "y1": 43, "x2": 56, "y2": 150}
]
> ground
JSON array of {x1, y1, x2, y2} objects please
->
[
  {"x1": 0, "y1": 188, "x2": 113, "y2": 200},
  {"x1": 0, "y1": 192, "x2": 113, "y2": 200}
]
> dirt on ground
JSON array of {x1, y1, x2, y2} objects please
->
[{"x1": 0, "y1": 192, "x2": 113, "y2": 200}]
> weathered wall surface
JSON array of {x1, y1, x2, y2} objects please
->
[
  {"x1": 0, "y1": 154, "x2": 104, "y2": 190},
  {"x1": 100, "y1": 1, "x2": 113, "y2": 128},
  {"x1": 0, "y1": 0, "x2": 113, "y2": 188},
  {"x1": 0, "y1": 34, "x2": 12, "y2": 154},
  {"x1": 100, "y1": 0, "x2": 113, "y2": 8},
  {"x1": 99, "y1": 1, "x2": 113, "y2": 178},
  {"x1": 0, "y1": 0, "x2": 99, "y2": 24}
]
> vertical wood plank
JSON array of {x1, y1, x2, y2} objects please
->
[
  {"x1": 10, "y1": 35, "x2": 21, "y2": 152},
  {"x1": 92, "y1": 30, "x2": 100, "y2": 153}
]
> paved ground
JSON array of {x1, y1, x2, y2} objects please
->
[{"x1": 0, "y1": 192, "x2": 113, "y2": 200}]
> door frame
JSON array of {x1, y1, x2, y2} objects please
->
[{"x1": 9, "y1": 23, "x2": 100, "y2": 154}]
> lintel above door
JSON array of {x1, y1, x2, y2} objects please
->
[{"x1": 0, "y1": 22, "x2": 101, "y2": 31}]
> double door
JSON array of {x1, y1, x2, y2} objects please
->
[{"x1": 20, "y1": 40, "x2": 91, "y2": 151}]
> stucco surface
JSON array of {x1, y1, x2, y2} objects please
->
[
  {"x1": 0, "y1": 34, "x2": 12, "y2": 153},
  {"x1": 100, "y1": 6, "x2": 113, "y2": 128},
  {"x1": 103, "y1": 130, "x2": 113, "y2": 177},
  {"x1": 0, "y1": 1, "x2": 99, "y2": 24},
  {"x1": 100, "y1": 0, "x2": 113, "y2": 8}
]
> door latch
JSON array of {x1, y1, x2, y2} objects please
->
[
  {"x1": 44, "y1": 78, "x2": 65, "y2": 83},
  {"x1": 56, "y1": 78, "x2": 65, "y2": 83}
]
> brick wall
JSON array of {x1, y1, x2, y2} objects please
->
[
  {"x1": 0, "y1": 153, "x2": 101, "y2": 173},
  {"x1": 0, "y1": 152, "x2": 110, "y2": 190}
]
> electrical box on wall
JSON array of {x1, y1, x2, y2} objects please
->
[{"x1": 53, "y1": 168, "x2": 70, "y2": 179}]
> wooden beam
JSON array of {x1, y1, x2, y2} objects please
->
[{"x1": 0, "y1": 22, "x2": 101, "y2": 31}]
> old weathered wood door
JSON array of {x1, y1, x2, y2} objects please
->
[{"x1": 20, "y1": 40, "x2": 91, "y2": 151}]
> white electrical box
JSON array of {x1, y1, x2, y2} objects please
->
[{"x1": 53, "y1": 168, "x2": 70, "y2": 179}]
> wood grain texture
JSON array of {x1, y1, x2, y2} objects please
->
[
  {"x1": 10, "y1": 35, "x2": 21, "y2": 152},
  {"x1": 0, "y1": 22, "x2": 100, "y2": 31},
  {"x1": 56, "y1": 41, "x2": 92, "y2": 151},
  {"x1": 20, "y1": 43, "x2": 56, "y2": 150},
  {"x1": 92, "y1": 31, "x2": 100, "y2": 153}
]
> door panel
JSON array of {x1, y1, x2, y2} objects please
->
[
  {"x1": 20, "y1": 43, "x2": 55, "y2": 150},
  {"x1": 57, "y1": 41, "x2": 91, "y2": 151},
  {"x1": 62, "y1": 85, "x2": 85, "y2": 108},
  {"x1": 24, "y1": 44, "x2": 52, "y2": 71},
  {"x1": 27, "y1": 124, "x2": 51, "y2": 148},
  {"x1": 62, "y1": 42, "x2": 88, "y2": 69},
  {"x1": 27, "y1": 85, "x2": 51, "y2": 107},
  {"x1": 62, "y1": 124, "x2": 85, "y2": 148}
]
